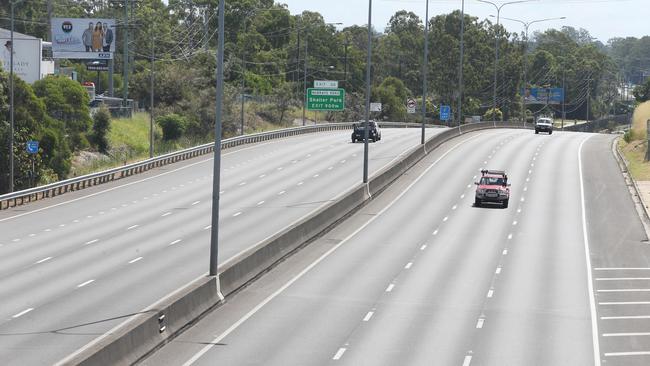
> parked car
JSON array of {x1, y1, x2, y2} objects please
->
[
  {"x1": 475, "y1": 169, "x2": 510, "y2": 208},
  {"x1": 352, "y1": 121, "x2": 381, "y2": 142},
  {"x1": 535, "y1": 117, "x2": 553, "y2": 134}
]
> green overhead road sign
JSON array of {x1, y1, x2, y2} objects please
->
[{"x1": 307, "y1": 88, "x2": 345, "y2": 111}]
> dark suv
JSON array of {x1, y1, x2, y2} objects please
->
[{"x1": 352, "y1": 121, "x2": 381, "y2": 142}]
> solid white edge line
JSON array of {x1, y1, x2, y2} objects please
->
[
  {"x1": 181, "y1": 131, "x2": 487, "y2": 366},
  {"x1": 603, "y1": 332, "x2": 650, "y2": 337},
  {"x1": 601, "y1": 315, "x2": 650, "y2": 320},
  {"x1": 605, "y1": 351, "x2": 650, "y2": 357},
  {"x1": 578, "y1": 135, "x2": 601, "y2": 366},
  {"x1": 596, "y1": 278, "x2": 650, "y2": 281},
  {"x1": 595, "y1": 268, "x2": 650, "y2": 271},
  {"x1": 599, "y1": 301, "x2": 650, "y2": 305},
  {"x1": 597, "y1": 289, "x2": 650, "y2": 292}
]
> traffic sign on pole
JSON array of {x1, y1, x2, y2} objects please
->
[
  {"x1": 370, "y1": 102, "x2": 382, "y2": 112},
  {"x1": 307, "y1": 88, "x2": 345, "y2": 111},
  {"x1": 440, "y1": 105, "x2": 451, "y2": 121},
  {"x1": 26, "y1": 140, "x2": 39, "y2": 154},
  {"x1": 407, "y1": 97, "x2": 417, "y2": 114},
  {"x1": 314, "y1": 80, "x2": 338, "y2": 89}
]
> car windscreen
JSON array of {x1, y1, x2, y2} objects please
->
[{"x1": 480, "y1": 177, "x2": 505, "y2": 185}]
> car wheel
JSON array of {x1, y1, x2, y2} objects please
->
[
  {"x1": 503, "y1": 199, "x2": 509, "y2": 208},
  {"x1": 549, "y1": 131, "x2": 553, "y2": 135},
  {"x1": 535, "y1": 130, "x2": 539, "y2": 134},
  {"x1": 475, "y1": 198, "x2": 481, "y2": 207}
]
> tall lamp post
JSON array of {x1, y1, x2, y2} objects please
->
[
  {"x1": 457, "y1": 0, "x2": 465, "y2": 128},
  {"x1": 8, "y1": 0, "x2": 17, "y2": 192},
  {"x1": 500, "y1": 15, "x2": 566, "y2": 125},
  {"x1": 421, "y1": 0, "x2": 429, "y2": 145},
  {"x1": 477, "y1": 0, "x2": 533, "y2": 125},
  {"x1": 363, "y1": 0, "x2": 372, "y2": 183}
]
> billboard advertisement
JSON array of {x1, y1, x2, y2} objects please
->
[
  {"x1": 522, "y1": 87, "x2": 564, "y2": 105},
  {"x1": 51, "y1": 18, "x2": 116, "y2": 59},
  {"x1": 0, "y1": 35, "x2": 42, "y2": 84}
]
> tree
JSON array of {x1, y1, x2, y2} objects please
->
[
  {"x1": 157, "y1": 114, "x2": 187, "y2": 140},
  {"x1": 372, "y1": 77, "x2": 410, "y2": 121},
  {"x1": 92, "y1": 105, "x2": 111, "y2": 153},
  {"x1": 633, "y1": 79, "x2": 650, "y2": 103}
]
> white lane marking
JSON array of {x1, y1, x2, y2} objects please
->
[
  {"x1": 127, "y1": 225, "x2": 139, "y2": 230},
  {"x1": 36, "y1": 257, "x2": 53, "y2": 264},
  {"x1": 452, "y1": 205, "x2": 457, "y2": 210},
  {"x1": 257, "y1": 201, "x2": 265, "y2": 206},
  {"x1": 495, "y1": 267, "x2": 502, "y2": 274},
  {"x1": 278, "y1": 191, "x2": 286, "y2": 195},
  {"x1": 517, "y1": 208, "x2": 522, "y2": 213},
  {"x1": 161, "y1": 212, "x2": 172, "y2": 217},
  {"x1": 84, "y1": 239, "x2": 99, "y2": 245},
  {"x1": 476, "y1": 318, "x2": 485, "y2": 328},
  {"x1": 512, "y1": 221, "x2": 517, "y2": 226},
  {"x1": 467, "y1": 184, "x2": 472, "y2": 188},
  {"x1": 443, "y1": 216, "x2": 448, "y2": 222},
  {"x1": 59, "y1": 224, "x2": 66, "y2": 227},
  {"x1": 502, "y1": 249, "x2": 508, "y2": 255},
  {"x1": 99, "y1": 211, "x2": 106, "y2": 214},
  {"x1": 597, "y1": 289, "x2": 650, "y2": 293},
  {"x1": 487, "y1": 289, "x2": 494, "y2": 298},
  {"x1": 233, "y1": 212, "x2": 242, "y2": 217},
  {"x1": 595, "y1": 268, "x2": 650, "y2": 271},
  {"x1": 599, "y1": 301, "x2": 650, "y2": 305},
  {"x1": 420, "y1": 244, "x2": 428, "y2": 250},
  {"x1": 523, "y1": 187, "x2": 528, "y2": 192},
  {"x1": 162, "y1": 191, "x2": 168, "y2": 194},
  {"x1": 203, "y1": 225, "x2": 211, "y2": 230},
  {"x1": 259, "y1": 174, "x2": 266, "y2": 178},
  {"x1": 12, "y1": 308, "x2": 34, "y2": 318},
  {"x1": 578, "y1": 135, "x2": 601, "y2": 366},
  {"x1": 528, "y1": 169, "x2": 532, "y2": 174},
  {"x1": 277, "y1": 167, "x2": 283, "y2": 171},
  {"x1": 313, "y1": 174, "x2": 319, "y2": 178},
  {"x1": 132, "y1": 200, "x2": 138, "y2": 204},
  {"x1": 191, "y1": 201, "x2": 200, "y2": 206},
  {"x1": 405, "y1": 262, "x2": 413, "y2": 269},
  {"x1": 603, "y1": 332, "x2": 650, "y2": 337},
  {"x1": 507, "y1": 233, "x2": 513, "y2": 240},
  {"x1": 29, "y1": 234, "x2": 36, "y2": 237},
  {"x1": 297, "y1": 182, "x2": 304, "y2": 186},
  {"x1": 473, "y1": 175, "x2": 477, "y2": 179},
  {"x1": 385, "y1": 284, "x2": 395, "y2": 292},
  {"x1": 462, "y1": 355, "x2": 473, "y2": 366},
  {"x1": 239, "y1": 182, "x2": 246, "y2": 186},
  {"x1": 128, "y1": 257, "x2": 143, "y2": 264},
  {"x1": 605, "y1": 351, "x2": 650, "y2": 357},
  {"x1": 520, "y1": 197, "x2": 525, "y2": 202},
  {"x1": 596, "y1": 278, "x2": 650, "y2": 281},
  {"x1": 87, "y1": 215, "x2": 94, "y2": 218},
  {"x1": 74, "y1": 219, "x2": 80, "y2": 222},
  {"x1": 179, "y1": 133, "x2": 485, "y2": 366},
  {"x1": 460, "y1": 194, "x2": 465, "y2": 199},
  {"x1": 169, "y1": 239, "x2": 182, "y2": 246},
  {"x1": 433, "y1": 229, "x2": 439, "y2": 236},
  {"x1": 601, "y1": 315, "x2": 650, "y2": 320},
  {"x1": 44, "y1": 229, "x2": 51, "y2": 232},
  {"x1": 332, "y1": 348, "x2": 347, "y2": 360},
  {"x1": 363, "y1": 311, "x2": 374, "y2": 321},
  {"x1": 12, "y1": 238, "x2": 20, "y2": 242},
  {"x1": 328, "y1": 166, "x2": 334, "y2": 170},
  {"x1": 77, "y1": 279, "x2": 95, "y2": 288},
  {"x1": 340, "y1": 160, "x2": 346, "y2": 164},
  {"x1": 219, "y1": 191, "x2": 224, "y2": 195},
  {"x1": 526, "y1": 177, "x2": 530, "y2": 182}
]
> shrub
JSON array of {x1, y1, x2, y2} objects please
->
[
  {"x1": 92, "y1": 105, "x2": 111, "y2": 153},
  {"x1": 157, "y1": 114, "x2": 187, "y2": 141}
]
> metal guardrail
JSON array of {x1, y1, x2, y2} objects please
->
[{"x1": 0, "y1": 122, "x2": 430, "y2": 210}]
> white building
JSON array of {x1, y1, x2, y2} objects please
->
[{"x1": 0, "y1": 27, "x2": 54, "y2": 84}]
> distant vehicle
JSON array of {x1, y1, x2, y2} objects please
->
[
  {"x1": 535, "y1": 117, "x2": 553, "y2": 134},
  {"x1": 475, "y1": 169, "x2": 510, "y2": 208},
  {"x1": 352, "y1": 121, "x2": 381, "y2": 142}
]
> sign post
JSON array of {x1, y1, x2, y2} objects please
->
[
  {"x1": 440, "y1": 105, "x2": 451, "y2": 122},
  {"x1": 26, "y1": 140, "x2": 38, "y2": 188}
]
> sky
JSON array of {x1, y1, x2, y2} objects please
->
[{"x1": 278, "y1": 0, "x2": 648, "y2": 43}]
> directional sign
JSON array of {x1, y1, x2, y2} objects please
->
[
  {"x1": 26, "y1": 140, "x2": 39, "y2": 154},
  {"x1": 407, "y1": 98, "x2": 417, "y2": 114},
  {"x1": 370, "y1": 102, "x2": 382, "y2": 112},
  {"x1": 86, "y1": 60, "x2": 109, "y2": 71},
  {"x1": 314, "y1": 80, "x2": 338, "y2": 89},
  {"x1": 307, "y1": 88, "x2": 345, "y2": 111},
  {"x1": 440, "y1": 105, "x2": 451, "y2": 121}
]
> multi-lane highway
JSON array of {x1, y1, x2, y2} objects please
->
[
  {"x1": 0, "y1": 127, "x2": 442, "y2": 365},
  {"x1": 144, "y1": 129, "x2": 650, "y2": 366}
]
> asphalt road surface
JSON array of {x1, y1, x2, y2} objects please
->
[
  {"x1": 0, "y1": 127, "x2": 441, "y2": 366},
  {"x1": 145, "y1": 130, "x2": 650, "y2": 366}
]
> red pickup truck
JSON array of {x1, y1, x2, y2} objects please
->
[{"x1": 475, "y1": 169, "x2": 510, "y2": 208}]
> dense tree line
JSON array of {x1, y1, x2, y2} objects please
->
[{"x1": 1, "y1": 0, "x2": 640, "y2": 193}]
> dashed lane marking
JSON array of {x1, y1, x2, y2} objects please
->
[
  {"x1": 77, "y1": 279, "x2": 95, "y2": 288},
  {"x1": 385, "y1": 284, "x2": 395, "y2": 292},
  {"x1": 476, "y1": 318, "x2": 485, "y2": 328},
  {"x1": 12, "y1": 308, "x2": 34, "y2": 318},
  {"x1": 128, "y1": 257, "x2": 143, "y2": 264},
  {"x1": 332, "y1": 348, "x2": 346, "y2": 360},
  {"x1": 84, "y1": 239, "x2": 99, "y2": 245},
  {"x1": 127, "y1": 225, "x2": 139, "y2": 230},
  {"x1": 36, "y1": 257, "x2": 52, "y2": 264},
  {"x1": 162, "y1": 212, "x2": 172, "y2": 217},
  {"x1": 169, "y1": 239, "x2": 182, "y2": 246},
  {"x1": 363, "y1": 311, "x2": 374, "y2": 321},
  {"x1": 405, "y1": 262, "x2": 413, "y2": 269}
]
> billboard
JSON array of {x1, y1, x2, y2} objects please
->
[
  {"x1": 51, "y1": 18, "x2": 116, "y2": 59},
  {"x1": 522, "y1": 87, "x2": 564, "y2": 105},
  {"x1": 0, "y1": 35, "x2": 42, "y2": 84}
]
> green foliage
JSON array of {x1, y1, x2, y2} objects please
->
[
  {"x1": 633, "y1": 79, "x2": 650, "y2": 103},
  {"x1": 372, "y1": 77, "x2": 410, "y2": 121},
  {"x1": 32, "y1": 76, "x2": 92, "y2": 151},
  {"x1": 92, "y1": 106, "x2": 111, "y2": 153},
  {"x1": 483, "y1": 108, "x2": 503, "y2": 121},
  {"x1": 157, "y1": 114, "x2": 187, "y2": 141}
]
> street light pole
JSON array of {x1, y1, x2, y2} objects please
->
[
  {"x1": 363, "y1": 0, "x2": 372, "y2": 183},
  {"x1": 209, "y1": 0, "x2": 225, "y2": 277},
  {"x1": 302, "y1": 38, "x2": 308, "y2": 126},
  {"x1": 478, "y1": 1, "x2": 532, "y2": 125},
  {"x1": 457, "y1": 0, "x2": 465, "y2": 129},
  {"x1": 9, "y1": 0, "x2": 15, "y2": 192},
  {"x1": 500, "y1": 16, "x2": 566, "y2": 126},
  {"x1": 421, "y1": 0, "x2": 429, "y2": 145}
]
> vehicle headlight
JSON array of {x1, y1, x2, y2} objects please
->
[
  {"x1": 499, "y1": 191, "x2": 508, "y2": 196},
  {"x1": 477, "y1": 189, "x2": 485, "y2": 194}
]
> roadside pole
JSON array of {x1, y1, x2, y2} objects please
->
[
  {"x1": 646, "y1": 120, "x2": 650, "y2": 162},
  {"x1": 363, "y1": 0, "x2": 372, "y2": 183}
]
